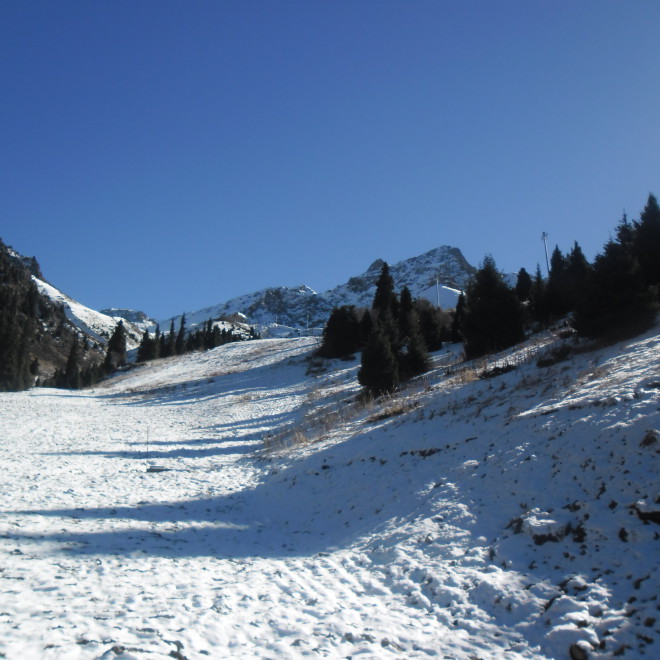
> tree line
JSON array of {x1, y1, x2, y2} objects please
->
[
  {"x1": 0, "y1": 239, "x2": 39, "y2": 391},
  {"x1": 319, "y1": 193, "x2": 660, "y2": 396},
  {"x1": 49, "y1": 315, "x2": 258, "y2": 390},
  {"x1": 2, "y1": 193, "x2": 658, "y2": 394},
  {"x1": 319, "y1": 263, "x2": 452, "y2": 395},
  {"x1": 135, "y1": 315, "x2": 257, "y2": 364}
]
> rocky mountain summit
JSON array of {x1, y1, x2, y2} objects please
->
[{"x1": 165, "y1": 245, "x2": 475, "y2": 334}]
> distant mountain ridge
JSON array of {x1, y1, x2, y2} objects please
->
[
  {"x1": 163, "y1": 245, "x2": 476, "y2": 334},
  {"x1": 2, "y1": 238, "x2": 476, "y2": 383}
]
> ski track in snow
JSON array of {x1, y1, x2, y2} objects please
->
[{"x1": 1, "y1": 332, "x2": 659, "y2": 659}]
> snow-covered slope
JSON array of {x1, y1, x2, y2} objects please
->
[
  {"x1": 1, "y1": 327, "x2": 658, "y2": 659},
  {"x1": 164, "y1": 245, "x2": 475, "y2": 335},
  {"x1": 33, "y1": 277, "x2": 143, "y2": 350}
]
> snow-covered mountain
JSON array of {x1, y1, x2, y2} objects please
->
[
  {"x1": 33, "y1": 279, "x2": 144, "y2": 350},
  {"x1": 101, "y1": 308, "x2": 156, "y2": 331},
  {"x1": 1, "y1": 323, "x2": 658, "y2": 658},
  {"x1": 164, "y1": 245, "x2": 475, "y2": 335}
]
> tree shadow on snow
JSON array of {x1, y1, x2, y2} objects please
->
[{"x1": 9, "y1": 423, "x2": 456, "y2": 559}]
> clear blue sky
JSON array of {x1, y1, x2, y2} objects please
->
[{"x1": 2, "y1": 1, "x2": 659, "y2": 320}]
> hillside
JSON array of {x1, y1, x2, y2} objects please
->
[
  {"x1": 161, "y1": 245, "x2": 473, "y2": 335},
  {"x1": 0, "y1": 238, "x2": 148, "y2": 387},
  {"x1": 0, "y1": 323, "x2": 658, "y2": 658}
]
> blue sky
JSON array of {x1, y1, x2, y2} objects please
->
[{"x1": 2, "y1": 1, "x2": 659, "y2": 320}]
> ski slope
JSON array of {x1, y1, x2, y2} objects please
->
[{"x1": 0, "y1": 329, "x2": 658, "y2": 659}]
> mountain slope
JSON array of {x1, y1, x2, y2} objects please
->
[
  {"x1": 163, "y1": 244, "x2": 475, "y2": 334},
  {"x1": 0, "y1": 324, "x2": 658, "y2": 658},
  {"x1": 0, "y1": 239, "x2": 146, "y2": 386}
]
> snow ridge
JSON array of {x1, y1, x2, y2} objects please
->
[{"x1": 162, "y1": 244, "x2": 475, "y2": 335}]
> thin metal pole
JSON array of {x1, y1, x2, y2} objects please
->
[{"x1": 542, "y1": 232, "x2": 550, "y2": 276}]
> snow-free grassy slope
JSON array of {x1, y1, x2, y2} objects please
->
[{"x1": 0, "y1": 331, "x2": 658, "y2": 659}]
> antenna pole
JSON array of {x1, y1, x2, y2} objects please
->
[{"x1": 542, "y1": 232, "x2": 550, "y2": 276}]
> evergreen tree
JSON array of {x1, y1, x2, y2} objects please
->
[
  {"x1": 398, "y1": 286, "x2": 414, "y2": 340},
  {"x1": 204, "y1": 319, "x2": 214, "y2": 350},
  {"x1": 615, "y1": 212, "x2": 635, "y2": 249},
  {"x1": 162, "y1": 319, "x2": 176, "y2": 358},
  {"x1": 137, "y1": 330, "x2": 156, "y2": 362},
  {"x1": 175, "y1": 314, "x2": 186, "y2": 355},
  {"x1": 64, "y1": 335, "x2": 82, "y2": 389},
  {"x1": 103, "y1": 321, "x2": 127, "y2": 373},
  {"x1": 416, "y1": 299, "x2": 444, "y2": 351},
  {"x1": 461, "y1": 256, "x2": 525, "y2": 359},
  {"x1": 359, "y1": 309, "x2": 373, "y2": 346},
  {"x1": 372, "y1": 262, "x2": 399, "y2": 321},
  {"x1": 545, "y1": 246, "x2": 569, "y2": 319},
  {"x1": 357, "y1": 325, "x2": 399, "y2": 395},
  {"x1": 514, "y1": 268, "x2": 533, "y2": 302},
  {"x1": 574, "y1": 238, "x2": 657, "y2": 340},
  {"x1": 399, "y1": 320, "x2": 430, "y2": 380},
  {"x1": 450, "y1": 292, "x2": 466, "y2": 343},
  {"x1": 633, "y1": 193, "x2": 660, "y2": 292},
  {"x1": 319, "y1": 306, "x2": 361, "y2": 358},
  {"x1": 529, "y1": 264, "x2": 548, "y2": 324},
  {"x1": 153, "y1": 325, "x2": 161, "y2": 359},
  {"x1": 564, "y1": 241, "x2": 591, "y2": 310}
]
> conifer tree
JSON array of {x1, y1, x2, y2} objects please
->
[
  {"x1": 64, "y1": 335, "x2": 82, "y2": 389},
  {"x1": 514, "y1": 268, "x2": 533, "y2": 302},
  {"x1": 137, "y1": 330, "x2": 156, "y2": 362},
  {"x1": 399, "y1": 320, "x2": 430, "y2": 380},
  {"x1": 633, "y1": 193, "x2": 660, "y2": 292},
  {"x1": 461, "y1": 256, "x2": 525, "y2": 358},
  {"x1": 574, "y1": 238, "x2": 657, "y2": 340},
  {"x1": 162, "y1": 319, "x2": 176, "y2": 358},
  {"x1": 450, "y1": 293, "x2": 466, "y2": 343},
  {"x1": 359, "y1": 309, "x2": 373, "y2": 346},
  {"x1": 319, "y1": 306, "x2": 361, "y2": 358},
  {"x1": 104, "y1": 321, "x2": 127, "y2": 373},
  {"x1": 153, "y1": 325, "x2": 161, "y2": 359},
  {"x1": 357, "y1": 324, "x2": 399, "y2": 395},
  {"x1": 564, "y1": 241, "x2": 591, "y2": 310},
  {"x1": 545, "y1": 246, "x2": 569, "y2": 319},
  {"x1": 372, "y1": 262, "x2": 398, "y2": 315},
  {"x1": 416, "y1": 299, "x2": 444, "y2": 351},
  {"x1": 529, "y1": 264, "x2": 548, "y2": 324},
  {"x1": 175, "y1": 314, "x2": 186, "y2": 355}
]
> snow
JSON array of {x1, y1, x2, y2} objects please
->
[
  {"x1": 33, "y1": 277, "x2": 143, "y2": 349},
  {"x1": 1, "y1": 327, "x2": 658, "y2": 659}
]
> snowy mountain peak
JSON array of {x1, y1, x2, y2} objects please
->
[{"x1": 175, "y1": 245, "x2": 476, "y2": 334}]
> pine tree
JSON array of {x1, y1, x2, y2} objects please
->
[
  {"x1": 359, "y1": 309, "x2": 373, "y2": 346},
  {"x1": 399, "y1": 321, "x2": 430, "y2": 380},
  {"x1": 372, "y1": 262, "x2": 399, "y2": 318},
  {"x1": 175, "y1": 314, "x2": 186, "y2": 355},
  {"x1": 416, "y1": 300, "x2": 444, "y2": 351},
  {"x1": 529, "y1": 264, "x2": 548, "y2": 324},
  {"x1": 357, "y1": 325, "x2": 399, "y2": 395},
  {"x1": 319, "y1": 306, "x2": 361, "y2": 358},
  {"x1": 564, "y1": 241, "x2": 591, "y2": 311},
  {"x1": 137, "y1": 330, "x2": 157, "y2": 362},
  {"x1": 514, "y1": 268, "x2": 533, "y2": 302},
  {"x1": 633, "y1": 193, "x2": 660, "y2": 292},
  {"x1": 574, "y1": 238, "x2": 657, "y2": 340},
  {"x1": 151, "y1": 325, "x2": 160, "y2": 359},
  {"x1": 104, "y1": 321, "x2": 127, "y2": 373},
  {"x1": 461, "y1": 256, "x2": 525, "y2": 359},
  {"x1": 162, "y1": 319, "x2": 176, "y2": 358},
  {"x1": 64, "y1": 335, "x2": 82, "y2": 389},
  {"x1": 450, "y1": 293, "x2": 466, "y2": 343},
  {"x1": 545, "y1": 246, "x2": 569, "y2": 319}
]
